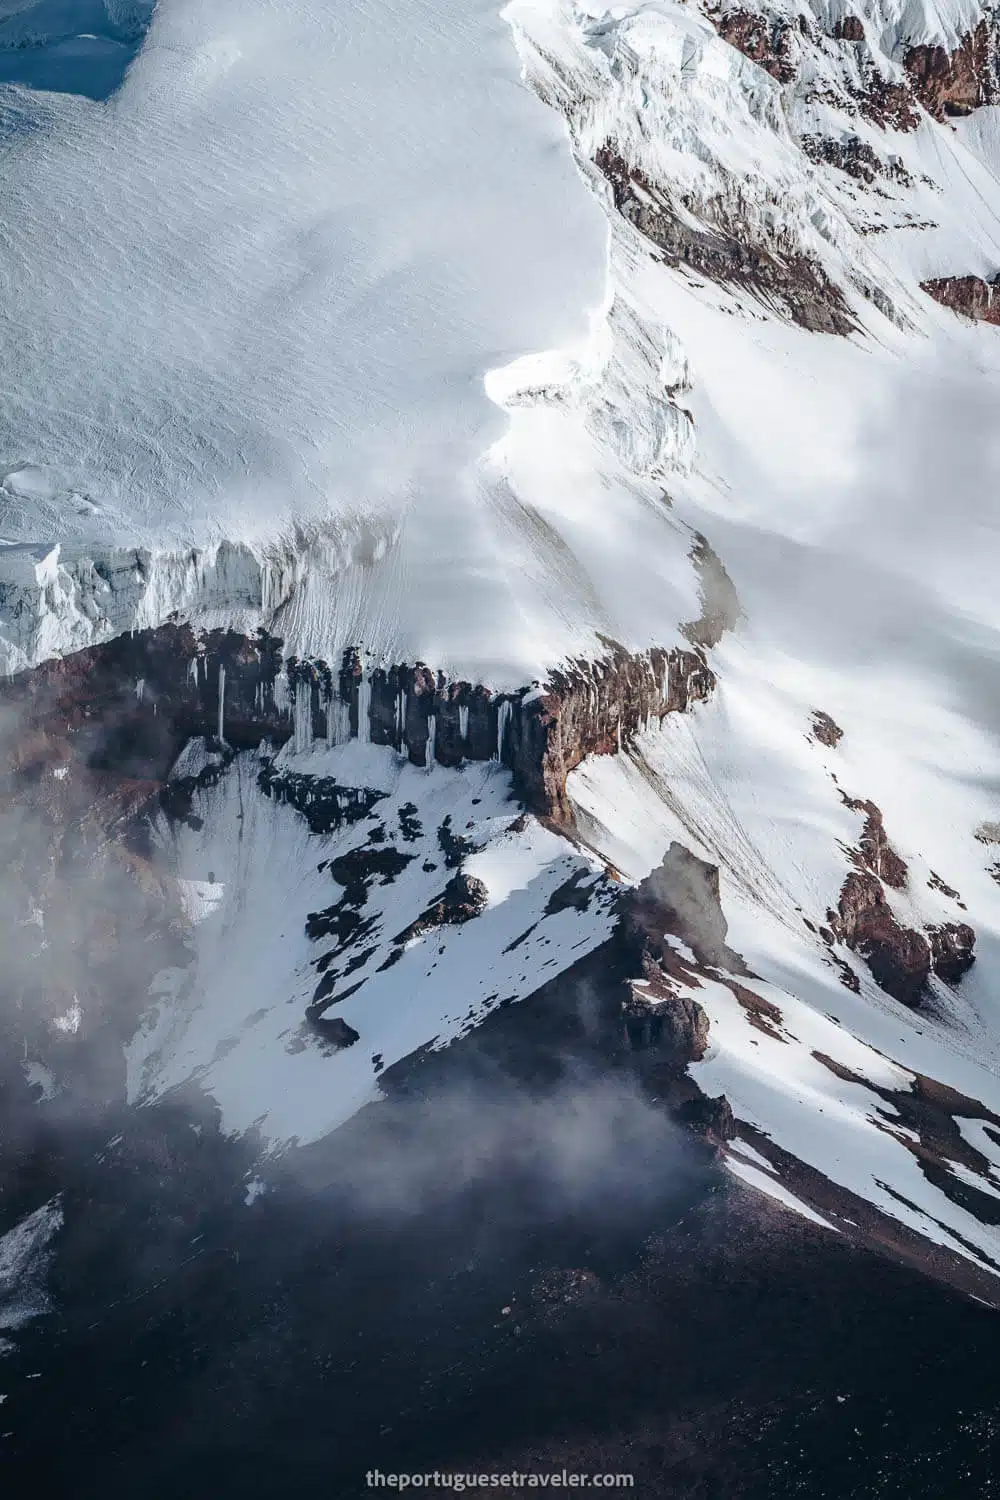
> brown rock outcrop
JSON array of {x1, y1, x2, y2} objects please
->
[
  {"x1": 905, "y1": 21, "x2": 999, "y2": 119},
  {"x1": 853, "y1": 71, "x2": 921, "y2": 132},
  {"x1": 922, "y1": 273, "x2": 1000, "y2": 324},
  {"x1": 594, "y1": 144, "x2": 856, "y2": 337},
  {"x1": 505, "y1": 645, "x2": 714, "y2": 823},
  {"x1": 715, "y1": 8, "x2": 798, "y2": 83},
  {"x1": 844, "y1": 796, "x2": 908, "y2": 889},
  {"x1": 622, "y1": 977, "x2": 712, "y2": 1061},
  {"x1": 3, "y1": 624, "x2": 716, "y2": 834},
  {"x1": 834, "y1": 15, "x2": 866, "y2": 42},
  {"x1": 831, "y1": 870, "x2": 931, "y2": 1006},
  {"x1": 801, "y1": 133, "x2": 912, "y2": 186},
  {"x1": 810, "y1": 709, "x2": 843, "y2": 747}
]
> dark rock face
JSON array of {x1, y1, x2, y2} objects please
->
[
  {"x1": 905, "y1": 21, "x2": 999, "y2": 120},
  {"x1": 928, "y1": 870, "x2": 966, "y2": 908},
  {"x1": 613, "y1": 844, "x2": 753, "y2": 1139},
  {"x1": 677, "y1": 1092, "x2": 737, "y2": 1141},
  {"x1": 4, "y1": 626, "x2": 716, "y2": 834},
  {"x1": 715, "y1": 8, "x2": 798, "y2": 83},
  {"x1": 420, "y1": 871, "x2": 489, "y2": 928},
  {"x1": 388, "y1": 871, "x2": 490, "y2": 956},
  {"x1": 623, "y1": 979, "x2": 711, "y2": 1061},
  {"x1": 312, "y1": 1014, "x2": 360, "y2": 1049},
  {"x1": 853, "y1": 70, "x2": 921, "y2": 131},
  {"x1": 617, "y1": 843, "x2": 743, "y2": 1065},
  {"x1": 922, "y1": 273, "x2": 1000, "y2": 325},
  {"x1": 593, "y1": 144, "x2": 856, "y2": 337},
  {"x1": 927, "y1": 922, "x2": 976, "y2": 984},
  {"x1": 801, "y1": 133, "x2": 911, "y2": 186},
  {"x1": 333, "y1": 641, "x2": 714, "y2": 823},
  {"x1": 257, "y1": 762, "x2": 384, "y2": 836},
  {"x1": 832, "y1": 870, "x2": 931, "y2": 1007},
  {"x1": 0, "y1": 622, "x2": 290, "y2": 794}
]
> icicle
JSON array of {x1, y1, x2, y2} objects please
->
[
  {"x1": 135, "y1": 678, "x2": 145, "y2": 702},
  {"x1": 396, "y1": 690, "x2": 406, "y2": 741},
  {"x1": 357, "y1": 674, "x2": 371, "y2": 744},
  {"x1": 496, "y1": 699, "x2": 512, "y2": 762},
  {"x1": 217, "y1": 664, "x2": 226, "y2": 744},
  {"x1": 294, "y1": 680, "x2": 313, "y2": 755},
  {"x1": 326, "y1": 695, "x2": 351, "y2": 747},
  {"x1": 458, "y1": 704, "x2": 469, "y2": 742},
  {"x1": 426, "y1": 714, "x2": 436, "y2": 769}
]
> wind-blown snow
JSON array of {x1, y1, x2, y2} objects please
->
[{"x1": 0, "y1": 0, "x2": 676, "y2": 681}]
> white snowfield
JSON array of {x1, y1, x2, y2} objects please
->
[
  {"x1": 10, "y1": 0, "x2": 1000, "y2": 1270},
  {"x1": 0, "y1": 0, "x2": 700, "y2": 682}
]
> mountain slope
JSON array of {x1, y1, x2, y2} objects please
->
[{"x1": 4, "y1": 0, "x2": 1000, "y2": 1307}]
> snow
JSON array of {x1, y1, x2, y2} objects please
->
[
  {"x1": 0, "y1": 0, "x2": 658, "y2": 683},
  {"x1": 0, "y1": 1199, "x2": 63, "y2": 1348},
  {"x1": 50, "y1": 998, "x2": 82, "y2": 1035},
  {"x1": 176, "y1": 879, "x2": 225, "y2": 928},
  {"x1": 127, "y1": 743, "x2": 617, "y2": 1146},
  {"x1": 727, "y1": 1138, "x2": 780, "y2": 1174},
  {"x1": 243, "y1": 1177, "x2": 267, "y2": 1207},
  {"x1": 725, "y1": 1156, "x2": 840, "y2": 1231},
  {"x1": 488, "y1": 0, "x2": 1000, "y2": 1265},
  {"x1": 568, "y1": 701, "x2": 1000, "y2": 1271},
  {"x1": 21, "y1": 1059, "x2": 58, "y2": 1102},
  {"x1": 4, "y1": 0, "x2": 1000, "y2": 676},
  {"x1": 9, "y1": 0, "x2": 1000, "y2": 1265}
]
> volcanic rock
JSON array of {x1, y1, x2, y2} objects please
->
[{"x1": 832, "y1": 871, "x2": 930, "y2": 1007}]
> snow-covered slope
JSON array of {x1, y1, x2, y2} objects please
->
[
  {"x1": 0, "y1": 0, "x2": 703, "y2": 681},
  {"x1": 128, "y1": 739, "x2": 617, "y2": 1146},
  {"x1": 519, "y1": 0, "x2": 1000, "y2": 1283},
  {"x1": 8, "y1": 0, "x2": 1000, "y2": 1285}
]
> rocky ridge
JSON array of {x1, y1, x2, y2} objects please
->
[{"x1": 0, "y1": 625, "x2": 714, "y2": 828}]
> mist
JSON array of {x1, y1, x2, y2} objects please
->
[{"x1": 0, "y1": 674, "x2": 706, "y2": 1454}]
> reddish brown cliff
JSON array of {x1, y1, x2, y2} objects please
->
[
  {"x1": 831, "y1": 870, "x2": 931, "y2": 1006},
  {"x1": 922, "y1": 273, "x2": 1000, "y2": 324},
  {"x1": 905, "y1": 20, "x2": 999, "y2": 119}
]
